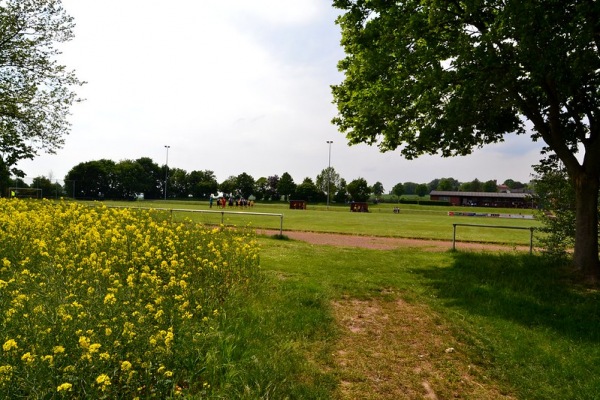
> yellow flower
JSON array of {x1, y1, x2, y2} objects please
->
[
  {"x1": 42, "y1": 355, "x2": 54, "y2": 365},
  {"x1": 0, "y1": 365, "x2": 13, "y2": 379},
  {"x1": 121, "y1": 360, "x2": 132, "y2": 371},
  {"x1": 89, "y1": 343, "x2": 101, "y2": 353},
  {"x1": 103, "y1": 293, "x2": 116, "y2": 305},
  {"x1": 78, "y1": 336, "x2": 90, "y2": 349},
  {"x1": 57, "y1": 382, "x2": 72, "y2": 392},
  {"x1": 53, "y1": 346, "x2": 65, "y2": 354},
  {"x1": 21, "y1": 352, "x2": 36, "y2": 363},
  {"x1": 96, "y1": 373, "x2": 111, "y2": 389},
  {"x1": 2, "y1": 339, "x2": 17, "y2": 351}
]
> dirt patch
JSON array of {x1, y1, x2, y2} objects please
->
[
  {"x1": 331, "y1": 298, "x2": 515, "y2": 399},
  {"x1": 258, "y1": 230, "x2": 530, "y2": 252}
]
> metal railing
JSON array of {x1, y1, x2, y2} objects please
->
[
  {"x1": 452, "y1": 223, "x2": 536, "y2": 254},
  {"x1": 104, "y1": 205, "x2": 284, "y2": 235}
]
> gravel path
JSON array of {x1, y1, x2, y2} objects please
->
[{"x1": 258, "y1": 230, "x2": 531, "y2": 252}]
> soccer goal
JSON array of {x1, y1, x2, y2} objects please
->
[{"x1": 8, "y1": 187, "x2": 43, "y2": 199}]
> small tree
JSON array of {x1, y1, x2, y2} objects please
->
[
  {"x1": 294, "y1": 177, "x2": 322, "y2": 202},
  {"x1": 391, "y1": 182, "x2": 404, "y2": 201},
  {"x1": 372, "y1": 181, "x2": 385, "y2": 197},
  {"x1": 277, "y1": 172, "x2": 296, "y2": 202},
  {"x1": 482, "y1": 180, "x2": 498, "y2": 193},
  {"x1": 316, "y1": 167, "x2": 341, "y2": 204},
  {"x1": 415, "y1": 184, "x2": 428, "y2": 197},
  {"x1": 236, "y1": 173, "x2": 255, "y2": 199},
  {"x1": 533, "y1": 158, "x2": 577, "y2": 258},
  {"x1": 347, "y1": 178, "x2": 371, "y2": 202}
]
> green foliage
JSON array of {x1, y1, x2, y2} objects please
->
[
  {"x1": 372, "y1": 181, "x2": 384, "y2": 196},
  {"x1": 391, "y1": 182, "x2": 404, "y2": 198},
  {"x1": 277, "y1": 172, "x2": 296, "y2": 202},
  {"x1": 0, "y1": 200, "x2": 260, "y2": 398},
  {"x1": 415, "y1": 183, "x2": 428, "y2": 197},
  {"x1": 331, "y1": 0, "x2": 600, "y2": 276},
  {"x1": 316, "y1": 167, "x2": 340, "y2": 200},
  {"x1": 188, "y1": 169, "x2": 218, "y2": 199},
  {"x1": 347, "y1": 177, "x2": 371, "y2": 202},
  {"x1": 31, "y1": 176, "x2": 63, "y2": 198},
  {"x1": 437, "y1": 177, "x2": 460, "y2": 191},
  {"x1": 482, "y1": 179, "x2": 498, "y2": 192},
  {"x1": 0, "y1": 0, "x2": 84, "y2": 173},
  {"x1": 236, "y1": 172, "x2": 256, "y2": 198},
  {"x1": 65, "y1": 159, "x2": 117, "y2": 199},
  {"x1": 294, "y1": 177, "x2": 324, "y2": 202},
  {"x1": 533, "y1": 162, "x2": 577, "y2": 258}
]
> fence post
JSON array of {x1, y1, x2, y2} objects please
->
[
  {"x1": 280, "y1": 214, "x2": 283, "y2": 236},
  {"x1": 529, "y1": 227, "x2": 534, "y2": 255},
  {"x1": 452, "y1": 224, "x2": 457, "y2": 251}
]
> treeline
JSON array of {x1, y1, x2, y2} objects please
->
[
  {"x1": 7, "y1": 157, "x2": 529, "y2": 202},
  {"x1": 391, "y1": 177, "x2": 529, "y2": 198}
]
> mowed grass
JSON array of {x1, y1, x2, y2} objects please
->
[
  {"x1": 104, "y1": 200, "x2": 540, "y2": 246},
  {"x1": 89, "y1": 199, "x2": 599, "y2": 399},
  {"x1": 254, "y1": 238, "x2": 600, "y2": 399}
]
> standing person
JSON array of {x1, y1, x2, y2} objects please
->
[{"x1": 209, "y1": 195, "x2": 213, "y2": 208}]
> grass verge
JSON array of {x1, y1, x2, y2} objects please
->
[{"x1": 244, "y1": 237, "x2": 600, "y2": 399}]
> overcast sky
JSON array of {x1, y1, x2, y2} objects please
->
[{"x1": 18, "y1": 0, "x2": 544, "y2": 191}]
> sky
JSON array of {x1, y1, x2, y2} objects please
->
[{"x1": 18, "y1": 0, "x2": 545, "y2": 191}]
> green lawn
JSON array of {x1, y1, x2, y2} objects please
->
[
  {"x1": 90, "y1": 199, "x2": 600, "y2": 399},
  {"x1": 103, "y1": 199, "x2": 540, "y2": 246}
]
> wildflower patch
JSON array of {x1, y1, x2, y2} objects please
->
[{"x1": 0, "y1": 199, "x2": 260, "y2": 398}]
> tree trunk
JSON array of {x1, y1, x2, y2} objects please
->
[{"x1": 573, "y1": 171, "x2": 600, "y2": 281}]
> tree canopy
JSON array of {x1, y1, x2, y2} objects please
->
[
  {"x1": 0, "y1": 0, "x2": 83, "y2": 183},
  {"x1": 332, "y1": 0, "x2": 600, "y2": 279}
]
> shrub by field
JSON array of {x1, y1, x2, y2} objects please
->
[{"x1": 0, "y1": 199, "x2": 259, "y2": 398}]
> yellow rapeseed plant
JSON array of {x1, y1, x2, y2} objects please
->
[{"x1": 0, "y1": 199, "x2": 259, "y2": 398}]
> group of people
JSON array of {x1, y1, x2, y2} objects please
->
[{"x1": 209, "y1": 195, "x2": 254, "y2": 209}]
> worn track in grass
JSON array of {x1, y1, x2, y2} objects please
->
[{"x1": 258, "y1": 229, "x2": 532, "y2": 252}]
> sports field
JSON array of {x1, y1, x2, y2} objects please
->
[
  {"x1": 105, "y1": 200, "x2": 541, "y2": 246},
  {"x1": 7, "y1": 199, "x2": 597, "y2": 399}
]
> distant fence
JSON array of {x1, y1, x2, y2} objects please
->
[
  {"x1": 452, "y1": 223, "x2": 536, "y2": 254},
  {"x1": 104, "y1": 206, "x2": 284, "y2": 235}
]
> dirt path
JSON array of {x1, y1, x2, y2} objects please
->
[
  {"x1": 258, "y1": 229, "x2": 531, "y2": 252},
  {"x1": 257, "y1": 228, "x2": 523, "y2": 398}
]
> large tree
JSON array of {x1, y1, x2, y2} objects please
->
[
  {"x1": 65, "y1": 159, "x2": 116, "y2": 199},
  {"x1": 188, "y1": 169, "x2": 218, "y2": 199},
  {"x1": 0, "y1": 0, "x2": 83, "y2": 187},
  {"x1": 332, "y1": 0, "x2": 600, "y2": 279}
]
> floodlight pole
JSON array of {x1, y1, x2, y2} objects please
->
[
  {"x1": 164, "y1": 145, "x2": 170, "y2": 200},
  {"x1": 326, "y1": 140, "x2": 333, "y2": 210}
]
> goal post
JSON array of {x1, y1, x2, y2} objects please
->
[{"x1": 8, "y1": 187, "x2": 43, "y2": 199}]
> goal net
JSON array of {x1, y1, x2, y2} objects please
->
[{"x1": 8, "y1": 188, "x2": 43, "y2": 199}]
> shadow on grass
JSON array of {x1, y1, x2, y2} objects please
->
[{"x1": 414, "y1": 252, "x2": 600, "y2": 343}]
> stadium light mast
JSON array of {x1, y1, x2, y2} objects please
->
[
  {"x1": 326, "y1": 140, "x2": 333, "y2": 209},
  {"x1": 164, "y1": 145, "x2": 170, "y2": 200}
]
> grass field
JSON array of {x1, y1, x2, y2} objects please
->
[
  {"x1": 64, "y1": 199, "x2": 600, "y2": 399},
  {"x1": 103, "y1": 200, "x2": 540, "y2": 246}
]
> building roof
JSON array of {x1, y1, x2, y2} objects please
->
[{"x1": 429, "y1": 190, "x2": 532, "y2": 199}]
